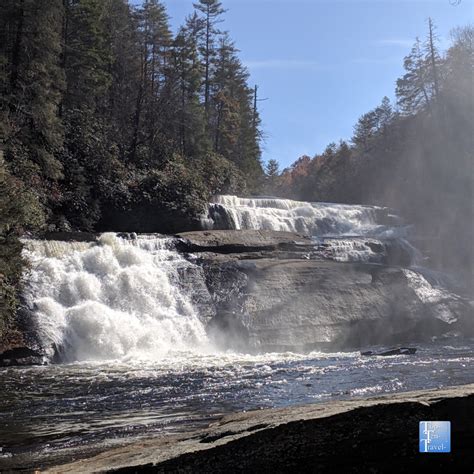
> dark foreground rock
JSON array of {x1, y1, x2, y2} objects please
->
[
  {"x1": 45, "y1": 383, "x2": 474, "y2": 473},
  {"x1": 0, "y1": 301, "x2": 49, "y2": 366},
  {"x1": 0, "y1": 346, "x2": 45, "y2": 366}
]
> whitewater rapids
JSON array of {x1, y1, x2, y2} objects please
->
[
  {"x1": 204, "y1": 195, "x2": 402, "y2": 237},
  {"x1": 204, "y1": 195, "x2": 421, "y2": 264},
  {"x1": 22, "y1": 234, "x2": 211, "y2": 362}
]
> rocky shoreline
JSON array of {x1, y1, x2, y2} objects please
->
[{"x1": 44, "y1": 383, "x2": 474, "y2": 473}]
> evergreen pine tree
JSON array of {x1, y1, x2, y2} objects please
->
[
  {"x1": 2, "y1": 0, "x2": 65, "y2": 204},
  {"x1": 193, "y1": 0, "x2": 226, "y2": 116},
  {"x1": 396, "y1": 38, "x2": 432, "y2": 114}
]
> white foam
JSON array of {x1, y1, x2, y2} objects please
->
[
  {"x1": 22, "y1": 234, "x2": 210, "y2": 362},
  {"x1": 208, "y1": 195, "x2": 387, "y2": 237},
  {"x1": 318, "y1": 238, "x2": 382, "y2": 263},
  {"x1": 403, "y1": 269, "x2": 460, "y2": 324}
]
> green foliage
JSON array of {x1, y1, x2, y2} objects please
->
[
  {"x1": 130, "y1": 151, "x2": 245, "y2": 218},
  {"x1": 63, "y1": 0, "x2": 113, "y2": 111},
  {"x1": 133, "y1": 155, "x2": 209, "y2": 216},
  {"x1": 0, "y1": 155, "x2": 45, "y2": 339},
  {"x1": 396, "y1": 38, "x2": 433, "y2": 114},
  {"x1": 197, "y1": 151, "x2": 246, "y2": 196},
  {"x1": 1, "y1": 0, "x2": 65, "y2": 204},
  {"x1": 352, "y1": 97, "x2": 393, "y2": 150},
  {"x1": 0, "y1": 157, "x2": 45, "y2": 236},
  {"x1": 193, "y1": 0, "x2": 226, "y2": 112},
  {"x1": 263, "y1": 159, "x2": 281, "y2": 195},
  {"x1": 1, "y1": 0, "x2": 263, "y2": 233},
  {"x1": 58, "y1": 109, "x2": 130, "y2": 230}
]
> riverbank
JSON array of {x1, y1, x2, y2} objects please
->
[{"x1": 45, "y1": 383, "x2": 474, "y2": 473}]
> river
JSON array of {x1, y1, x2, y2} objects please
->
[{"x1": 1, "y1": 195, "x2": 472, "y2": 470}]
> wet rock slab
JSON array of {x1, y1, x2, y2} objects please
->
[
  {"x1": 174, "y1": 231, "x2": 472, "y2": 352},
  {"x1": 45, "y1": 383, "x2": 474, "y2": 473},
  {"x1": 176, "y1": 229, "x2": 316, "y2": 255},
  {"x1": 0, "y1": 346, "x2": 46, "y2": 366}
]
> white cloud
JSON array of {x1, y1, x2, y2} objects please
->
[
  {"x1": 378, "y1": 38, "x2": 414, "y2": 47},
  {"x1": 244, "y1": 59, "x2": 322, "y2": 70},
  {"x1": 351, "y1": 56, "x2": 402, "y2": 65},
  {"x1": 377, "y1": 36, "x2": 451, "y2": 51}
]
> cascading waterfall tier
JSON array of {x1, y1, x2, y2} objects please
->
[
  {"x1": 203, "y1": 195, "x2": 418, "y2": 264},
  {"x1": 205, "y1": 195, "x2": 402, "y2": 237},
  {"x1": 21, "y1": 234, "x2": 209, "y2": 362}
]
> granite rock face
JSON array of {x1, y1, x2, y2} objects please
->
[
  {"x1": 176, "y1": 229, "x2": 316, "y2": 259},
  {"x1": 177, "y1": 230, "x2": 473, "y2": 352}
]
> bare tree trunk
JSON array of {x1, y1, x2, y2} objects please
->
[
  {"x1": 130, "y1": 8, "x2": 150, "y2": 162},
  {"x1": 180, "y1": 75, "x2": 186, "y2": 155},
  {"x1": 59, "y1": 0, "x2": 69, "y2": 117},
  {"x1": 428, "y1": 18, "x2": 440, "y2": 100},
  {"x1": 214, "y1": 100, "x2": 222, "y2": 152},
  {"x1": 204, "y1": 5, "x2": 210, "y2": 116},
  {"x1": 252, "y1": 85, "x2": 258, "y2": 130}
]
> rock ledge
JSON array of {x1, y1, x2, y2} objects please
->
[{"x1": 46, "y1": 383, "x2": 474, "y2": 473}]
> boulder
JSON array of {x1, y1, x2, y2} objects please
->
[
  {"x1": 176, "y1": 229, "x2": 315, "y2": 255},
  {"x1": 0, "y1": 346, "x2": 46, "y2": 366}
]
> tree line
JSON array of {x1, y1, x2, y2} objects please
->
[
  {"x1": 268, "y1": 21, "x2": 473, "y2": 280},
  {"x1": 1, "y1": 0, "x2": 263, "y2": 230},
  {"x1": 0, "y1": 0, "x2": 262, "y2": 339}
]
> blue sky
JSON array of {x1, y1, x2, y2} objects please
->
[{"x1": 163, "y1": 0, "x2": 472, "y2": 168}]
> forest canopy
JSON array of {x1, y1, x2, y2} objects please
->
[{"x1": 0, "y1": 0, "x2": 263, "y2": 234}]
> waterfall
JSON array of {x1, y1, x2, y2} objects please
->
[
  {"x1": 21, "y1": 234, "x2": 209, "y2": 362},
  {"x1": 206, "y1": 195, "x2": 400, "y2": 237},
  {"x1": 20, "y1": 197, "x2": 467, "y2": 363},
  {"x1": 204, "y1": 195, "x2": 419, "y2": 264}
]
